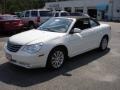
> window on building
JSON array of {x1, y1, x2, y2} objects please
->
[
  {"x1": 87, "y1": 9, "x2": 97, "y2": 18},
  {"x1": 75, "y1": 7, "x2": 83, "y2": 13},
  {"x1": 47, "y1": 8, "x2": 53, "y2": 11},
  {"x1": 64, "y1": 7, "x2": 72, "y2": 13}
]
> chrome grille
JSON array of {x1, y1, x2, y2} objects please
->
[{"x1": 7, "y1": 42, "x2": 22, "y2": 52}]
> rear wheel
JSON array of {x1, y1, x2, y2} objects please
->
[
  {"x1": 99, "y1": 36, "x2": 108, "y2": 51},
  {"x1": 47, "y1": 48, "x2": 66, "y2": 69},
  {"x1": 28, "y1": 21, "x2": 36, "y2": 29}
]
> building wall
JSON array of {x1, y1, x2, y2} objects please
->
[
  {"x1": 45, "y1": 0, "x2": 120, "y2": 20},
  {"x1": 112, "y1": 0, "x2": 120, "y2": 20}
]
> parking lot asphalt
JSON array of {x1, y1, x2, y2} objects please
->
[{"x1": 0, "y1": 22, "x2": 120, "y2": 90}]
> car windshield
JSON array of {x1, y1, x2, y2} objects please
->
[{"x1": 38, "y1": 18, "x2": 72, "y2": 33}]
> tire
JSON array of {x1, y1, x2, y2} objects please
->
[
  {"x1": 99, "y1": 36, "x2": 108, "y2": 51},
  {"x1": 47, "y1": 48, "x2": 66, "y2": 69},
  {"x1": 28, "y1": 22, "x2": 36, "y2": 29}
]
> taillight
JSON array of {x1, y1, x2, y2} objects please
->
[
  {"x1": 36, "y1": 17, "x2": 40, "y2": 22},
  {"x1": 13, "y1": 20, "x2": 23, "y2": 26}
]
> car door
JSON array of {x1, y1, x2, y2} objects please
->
[
  {"x1": 68, "y1": 18, "x2": 99, "y2": 56},
  {"x1": 67, "y1": 18, "x2": 89, "y2": 56},
  {"x1": 78, "y1": 18, "x2": 100, "y2": 52},
  {"x1": 22, "y1": 11, "x2": 30, "y2": 25},
  {"x1": 88, "y1": 19, "x2": 101, "y2": 48},
  {"x1": 68, "y1": 31, "x2": 84, "y2": 57}
]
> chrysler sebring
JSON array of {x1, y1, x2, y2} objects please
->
[{"x1": 4, "y1": 16, "x2": 111, "y2": 69}]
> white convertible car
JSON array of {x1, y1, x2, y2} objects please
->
[{"x1": 4, "y1": 16, "x2": 111, "y2": 69}]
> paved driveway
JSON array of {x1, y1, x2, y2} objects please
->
[{"x1": 0, "y1": 22, "x2": 120, "y2": 90}]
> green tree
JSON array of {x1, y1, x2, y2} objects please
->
[{"x1": 0, "y1": 0, "x2": 45, "y2": 13}]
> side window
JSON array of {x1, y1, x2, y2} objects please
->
[
  {"x1": 73, "y1": 18, "x2": 90, "y2": 30},
  {"x1": 55, "y1": 12, "x2": 59, "y2": 17},
  {"x1": 31, "y1": 11, "x2": 38, "y2": 17},
  {"x1": 61, "y1": 12, "x2": 68, "y2": 16},
  {"x1": 90, "y1": 19, "x2": 99, "y2": 27},
  {"x1": 25, "y1": 11, "x2": 30, "y2": 17},
  {"x1": 40, "y1": 11, "x2": 52, "y2": 17}
]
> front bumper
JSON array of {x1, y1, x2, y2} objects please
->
[{"x1": 4, "y1": 45, "x2": 48, "y2": 69}]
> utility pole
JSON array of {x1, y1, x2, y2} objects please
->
[
  {"x1": 111, "y1": 0, "x2": 114, "y2": 20},
  {"x1": 109, "y1": 0, "x2": 114, "y2": 20}
]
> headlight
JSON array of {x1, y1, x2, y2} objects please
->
[{"x1": 22, "y1": 43, "x2": 43, "y2": 54}]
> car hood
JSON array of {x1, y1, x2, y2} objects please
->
[{"x1": 9, "y1": 29, "x2": 66, "y2": 45}]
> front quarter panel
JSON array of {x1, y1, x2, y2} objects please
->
[{"x1": 99, "y1": 24, "x2": 111, "y2": 41}]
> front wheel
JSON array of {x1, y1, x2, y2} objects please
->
[
  {"x1": 99, "y1": 37, "x2": 108, "y2": 51},
  {"x1": 47, "y1": 48, "x2": 66, "y2": 69}
]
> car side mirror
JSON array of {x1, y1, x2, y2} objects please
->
[{"x1": 70, "y1": 28, "x2": 82, "y2": 34}]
